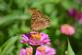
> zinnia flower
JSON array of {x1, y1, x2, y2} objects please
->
[
  {"x1": 20, "y1": 46, "x2": 56, "y2": 55},
  {"x1": 21, "y1": 32, "x2": 51, "y2": 46},
  {"x1": 36, "y1": 45, "x2": 56, "y2": 55},
  {"x1": 68, "y1": 8, "x2": 77, "y2": 17},
  {"x1": 60, "y1": 24, "x2": 75, "y2": 35},
  {"x1": 68, "y1": 8, "x2": 82, "y2": 24},
  {"x1": 20, "y1": 47, "x2": 33, "y2": 55}
]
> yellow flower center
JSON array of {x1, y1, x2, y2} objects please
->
[{"x1": 31, "y1": 33, "x2": 41, "y2": 40}]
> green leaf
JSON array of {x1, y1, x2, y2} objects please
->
[
  {"x1": 8, "y1": 23, "x2": 20, "y2": 36},
  {"x1": 67, "y1": 39, "x2": 75, "y2": 55},
  {"x1": 0, "y1": 36, "x2": 18, "y2": 55},
  {"x1": 0, "y1": 13, "x2": 29, "y2": 28},
  {"x1": 6, "y1": 46, "x2": 15, "y2": 55}
]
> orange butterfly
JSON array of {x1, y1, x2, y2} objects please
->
[{"x1": 29, "y1": 8, "x2": 51, "y2": 32}]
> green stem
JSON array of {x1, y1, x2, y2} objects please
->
[{"x1": 33, "y1": 46, "x2": 37, "y2": 55}]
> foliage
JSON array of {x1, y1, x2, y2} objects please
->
[{"x1": 0, "y1": 0, "x2": 82, "y2": 55}]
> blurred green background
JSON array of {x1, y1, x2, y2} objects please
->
[{"x1": 0, "y1": 0, "x2": 82, "y2": 55}]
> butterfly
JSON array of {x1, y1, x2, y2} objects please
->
[{"x1": 29, "y1": 8, "x2": 51, "y2": 31}]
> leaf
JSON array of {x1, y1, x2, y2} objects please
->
[
  {"x1": 0, "y1": 13, "x2": 29, "y2": 28},
  {"x1": 6, "y1": 46, "x2": 15, "y2": 55},
  {"x1": 8, "y1": 23, "x2": 20, "y2": 36},
  {"x1": 67, "y1": 39, "x2": 75, "y2": 55},
  {"x1": 0, "y1": 36, "x2": 18, "y2": 55}
]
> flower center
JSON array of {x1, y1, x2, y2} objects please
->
[{"x1": 31, "y1": 33, "x2": 41, "y2": 40}]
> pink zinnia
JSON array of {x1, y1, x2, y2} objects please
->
[
  {"x1": 21, "y1": 32, "x2": 51, "y2": 46},
  {"x1": 20, "y1": 46, "x2": 56, "y2": 55},
  {"x1": 20, "y1": 47, "x2": 33, "y2": 55},
  {"x1": 68, "y1": 8, "x2": 82, "y2": 24},
  {"x1": 68, "y1": 8, "x2": 77, "y2": 17},
  {"x1": 60, "y1": 24, "x2": 75, "y2": 35},
  {"x1": 36, "y1": 45, "x2": 56, "y2": 55}
]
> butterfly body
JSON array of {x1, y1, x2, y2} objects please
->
[{"x1": 30, "y1": 8, "x2": 50, "y2": 31}]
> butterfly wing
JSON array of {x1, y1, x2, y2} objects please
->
[
  {"x1": 30, "y1": 8, "x2": 50, "y2": 31},
  {"x1": 31, "y1": 17, "x2": 50, "y2": 31}
]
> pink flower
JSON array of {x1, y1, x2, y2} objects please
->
[
  {"x1": 68, "y1": 8, "x2": 82, "y2": 24},
  {"x1": 20, "y1": 48, "x2": 27, "y2": 55},
  {"x1": 20, "y1": 47, "x2": 33, "y2": 55},
  {"x1": 21, "y1": 32, "x2": 51, "y2": 46},
  {"x1": 20, "y1": 46, "x2": 56, "y2": 55},
  {"x1": 60, "y1": 24, "x2": 75, "y2": 35},
  {"x1": 36, "y1": 45, "x2": 56, "y2": 55},
  {"x1": 20, "y1": 34, "x2": 29, "y2": 43},
  {"x1": 68, "y1": 8, "x2": 77, "y2": 17}
]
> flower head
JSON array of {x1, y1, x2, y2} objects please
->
[
  {"x1": 20, "y1": 47, "x2": 33, "y2": 55},
  {"x1": 21, "y1": 32, "x2": 51, "y2": 46},
  {"x1": 68, "y1": 8, "x2": 82, "y2": 24},
  {"x1": 20, "y1": 46, "x2": 56, "y2": 55},
  {"x1": 68, "y1": 8, "x2": 77, "y2": 17},
  {"x1": 60, "y1": 24, "x2": 75, "y2": 35},
  {"x1": 36, "y1": 45, "x2": 56, "y2": 55}
]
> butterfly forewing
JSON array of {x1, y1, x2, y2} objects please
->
[{"x1": 30, "y1": 8, "x2": 50, "y2": 31}]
